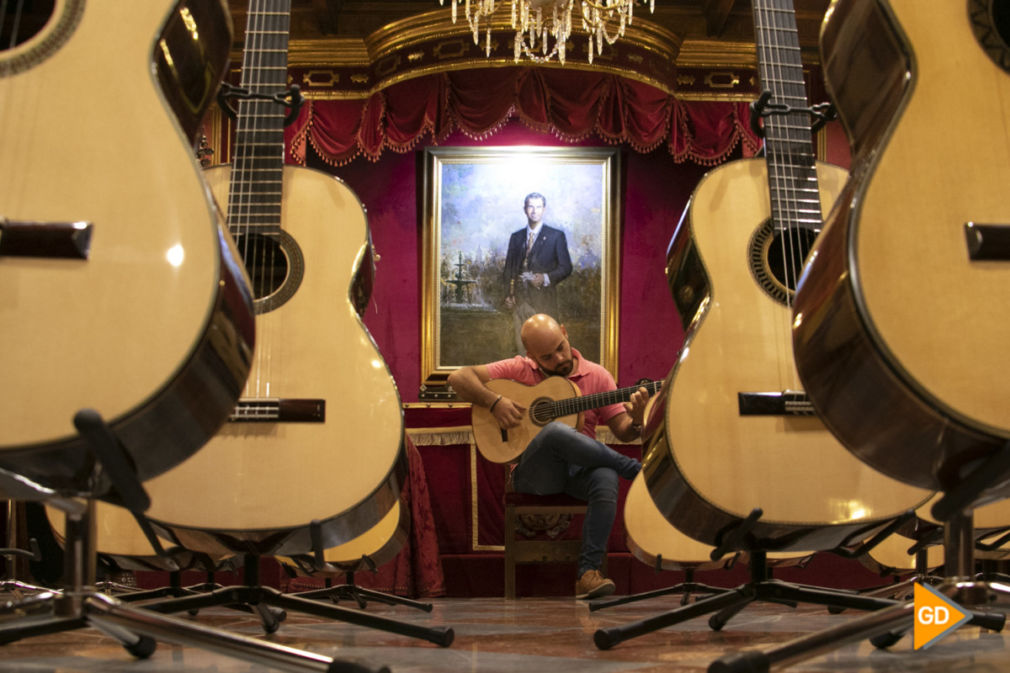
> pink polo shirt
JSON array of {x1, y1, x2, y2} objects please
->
[{"x1": 485, "y1": 348, "x2": 623, "y2": 439}]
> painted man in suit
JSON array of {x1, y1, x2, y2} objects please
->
[{"x1": 503, "y1": 193, "x2": 573, "y2": 351}]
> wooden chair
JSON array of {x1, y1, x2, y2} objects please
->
[{"x1": 503, "y1": 477, "x2": 605, "y2": 599}]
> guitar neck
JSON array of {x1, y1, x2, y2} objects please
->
[
  {"x1": 753, "y1": 0, "x2": 821, "y2": 233},
  {"x1": 550, "y1": 380, "x2": 662, "y2": 419},
  {"x1": 227, "y1": 0, "x2": 292, "y2": 234}
]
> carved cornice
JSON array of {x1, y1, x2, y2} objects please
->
[
  {"x1": 280, "y1": 7, "x2": 682, "y2": 98},
  {"x1": 268, "y1": 6, "x2": 822, "y2": 101}
]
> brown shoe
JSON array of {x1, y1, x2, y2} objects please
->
[{"x1": 575, "y1": 569, "x2": 616, "y2": 599}]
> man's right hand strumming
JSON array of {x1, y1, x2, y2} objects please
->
[{"x1": 491, "y1": 396, "x2": 526, "y2": 429}]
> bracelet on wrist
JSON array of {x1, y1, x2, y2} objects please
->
[{"x1": 489, "y1": 394, "x2": 503, "y2": 413}]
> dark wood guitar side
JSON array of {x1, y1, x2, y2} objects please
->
[
  {"x1": 641, "y1": 0, "x2": 932, "y2": 554},
  {"x1": 792, "y1": 0, "x2": 1010, "y2": 499},
  {"x1": 0, "y1": 1, "x2": 253, "y2": 493}
]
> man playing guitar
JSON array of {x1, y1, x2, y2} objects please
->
[{"x1": 448, "y1": 313, "x2": 652, "y2": 599}]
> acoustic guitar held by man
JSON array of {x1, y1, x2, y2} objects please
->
[{"x1": 448, "y1": 314, "x2": 653, "y2": 599}]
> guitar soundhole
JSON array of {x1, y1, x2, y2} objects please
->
[
  {"x1": 748, "y1": 219, "x2": 818, "y2": 306},
  {"x1": 1, "y1": 0, "x2": 54, "y2": 49},
  {"x1": 232, "y1": 231, "x2": 304, "y2": 314},
  {"x1": 970, "y1": 0, "x2": 1010, "y2": 73},
  {"x1": 0, "y1": 0, "x2": 81, "y2": 75},
  {"x1": 530, "y1": 398, "x2": 554, "y2": 426}
]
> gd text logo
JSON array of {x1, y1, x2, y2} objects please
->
[{"x1": 914, "y1": 582, "x2": 971, "y2": 650}]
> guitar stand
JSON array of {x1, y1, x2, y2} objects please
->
[
  {"x1": 708, "y1": 442, "x2": 1010, "y2": 673},
  {"x1": 588, "y1": 564, "x2": 735, "y2": 612},
  {"x1": 592, "y1": 508, "x2": 922, "y2": 650},
  {"x1": 292, "y1": 573, "x2": 433, "y2": 612},
  {"x1": 0, "y1": 537, "x2": 49, "y2": 597},
  {"x1": 848, "y1": 545, "x2": 943, "y2": 604},
  {"x1": 111, "y1": 556, "x2": 288, "y2": 623},
  {"x1": 0, "y1": 409, "x2": 388, "y2": 673},
  {"x1": 286, "y1": 525, "x2": 434, "y2": 613},
  {"x1": 142, "y1": 551, "x2": 453, "y2": 646},
  {"x1": 139, "y1": 513, "x2": 451, "y2": 646}
]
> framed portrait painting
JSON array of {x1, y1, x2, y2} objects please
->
[{"x1": 421, "y1": 146, "x2": 622, "y2": 388}]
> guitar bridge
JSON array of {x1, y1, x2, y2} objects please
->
[
  {"x1": 738, "y1": 391, "x2": 815, "y2": 416},
  {"x1": 228, "y1": 398, "x2": 325, "y2": 423},
  {"x1": 0, "y1": 219, "x2": 93, "y2": 259}
]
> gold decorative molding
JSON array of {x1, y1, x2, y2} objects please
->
[
  {"x1": 288, "y1": 38, "x2": 369, "y2": 66},
  {"x1": 282, "y1": 7, "x2": 683, "y2": 98},
  {"x1": 675, "y1": 39, "x2": 757, "y2": 68}
]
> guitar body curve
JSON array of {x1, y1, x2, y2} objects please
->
[
  {"x1": 793, "y1": 0, "x2": 1010, "y2": 495},
  {"x1": 0, "y1": 0, "x2": 253, "y2": 492},
  {"x1": 644, "y1": 158, "x2": 933, "y2": 552},
  {"x1": 141, "y1": 164, "x2": 406, "y2": 556},
  {"x1": 624, "y1": 472, "x2": 809, "y2": 573},
  {"x1": 472, "y1": 378, "x2": 582, "y2": 463},
  {"x1": 277, "y1": 499, "x2": 409, "y2": 575}
]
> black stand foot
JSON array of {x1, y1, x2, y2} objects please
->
[
  {"x1": 293, "y1": 580, "x2": 434, "y2": 613},
  {"x1": 589, "y1": 574, "x2": 728, "y2": 612}
]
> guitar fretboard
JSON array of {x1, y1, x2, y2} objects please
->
[
  {"x1": 227, "y1": 0, "x2": 292, "y2": 234},
  {"x1": 545, "y1": 380, "x2": 662, "y2": 421},
  {"x1": 753, "y1": 0, "x2": 822, "y2": 236}
]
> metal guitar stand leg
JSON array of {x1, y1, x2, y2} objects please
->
[
  {"x1": 115, "y1": 558, "x2": 287, "y2": 624},
  {"x1": 708, "y1": 442, "x2": 1010, "y2": 673},
  {"x1": 145, "y1": 552, "x2": 454, "y2": 647},
  {"x1": 288, "y1": 521, "x2": 434, "y2": 613},
  {"x1": 589, "y1": 566, "x2": 731, "y2": 612},
  {"x1": 592, "y1": 509, "x2": 924, "y2": 650},
  {"x1": 593, "y1": 548, "x2": 901, "y2": 650},
  {"x1": 0, "y1": 532, "x2": 49, "y2": 598},
  {"x1": 0, "y1": 409, "x2": 388, "y2": 673},
  {"x1": 292, "y1": 572, "x2": 434, "y2": 613}
]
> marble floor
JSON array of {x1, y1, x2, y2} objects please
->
[{"x1": 0, "y1": 585, "x2": 1008, "y2": 673}]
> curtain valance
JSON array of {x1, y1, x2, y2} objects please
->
[{"x1": 285, "y1": 68, "x2": 761, "y2": 166}]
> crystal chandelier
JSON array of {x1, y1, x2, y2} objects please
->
[{"x1": 440, "y1": 0, "x2": 654, "y2": 65}]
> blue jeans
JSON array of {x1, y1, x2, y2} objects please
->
[{"x1": 512, "y1": 422, "x2": 641, "y2": 577}]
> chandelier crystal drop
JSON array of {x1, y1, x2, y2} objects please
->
[{"x1": 440, "y1": 0, "x2": 653, "y2": 65}]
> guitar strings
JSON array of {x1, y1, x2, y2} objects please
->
[
  {"x1": 756, "y1": 0, "x2": 789, "y2": 391},
  {"x1": 266, "y1": 0, "x2": 293, "y2": 398},
  {"x1": 235, "y1": 0, "x2": 266, "y2": 398},
  {"x1": 2, "y1": 1, "x2": 22, "y2": 50},
  {"x1": 253, "y1": 0, "x2": 272, "y2": 398},
  {"x1": 229, "y1": 0, "x2": 293, "y2": 399},
  {"x1": 757, "y1": 0, "x2": 810, "y2": 392}
]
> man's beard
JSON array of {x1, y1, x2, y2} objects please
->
[{"x1": 541, "y1": 359, "x2": 573, "y2": 377}]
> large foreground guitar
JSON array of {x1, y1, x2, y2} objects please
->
[
  {"x1": 792, "y1": 0, "x2": 1010, "y2": 501},
  {"x1": 137, "y1": 0, "x2": 405, "y2": 557},
  {"x1": 0, "y1": 1, "x2": 253, "y2": 492},
  {"x1": 472, "y1": 378, "x2": 661, "y2": 463},
  {"x1": 642, "y1": 0, "x2": 932, "y2": 553}
]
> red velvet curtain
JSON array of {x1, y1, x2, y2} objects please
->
[{"x1": 285, "y1": 68, "x2": 760, "y2": 166}]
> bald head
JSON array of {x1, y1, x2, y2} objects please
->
[
  {"x1": 520, "y1": 313, "x2": 561, "y2": 350},
  {"x1": 521, "y1": 314, "x2": 574, "y2": 377}
]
